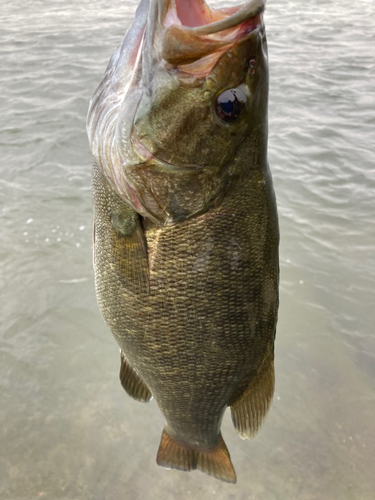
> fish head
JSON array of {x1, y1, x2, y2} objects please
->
[{"x1": 87, "y1": 0, "x2": 269, "y2": 224}]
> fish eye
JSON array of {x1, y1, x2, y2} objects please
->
[{"x1": 215, "y1": 88, "x2": 247, "y2": 123}]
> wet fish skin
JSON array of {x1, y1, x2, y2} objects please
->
[{"x1": 88, "y1": 0, "x2": 279, "y2": 484}]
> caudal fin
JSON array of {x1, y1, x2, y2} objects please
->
[{"x1": 156, "y1": 428, "x2": 237, "y2": 484}]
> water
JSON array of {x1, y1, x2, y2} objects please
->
[{"x1": 1, "y1": 0, "x2": 374, "y2": 498}]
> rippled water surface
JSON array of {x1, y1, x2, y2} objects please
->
[{"x1": 1, "y1": 0, "x2": 374, "y2": 498}]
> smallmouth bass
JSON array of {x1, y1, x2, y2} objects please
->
[{"x1": 87, "y1": 0, "x2": 279, "y2": 483}]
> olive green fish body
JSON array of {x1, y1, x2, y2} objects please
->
[{"x1": 88, "y1": 0, "x2": 279, "y2": 483}]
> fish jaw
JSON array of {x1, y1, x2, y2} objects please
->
[
  {"x1": 161, "y1": 0, "x2": 265, "y2": 72},
  {"x1": 87, "y1": 0, "x2": 268, "y2": 225}
]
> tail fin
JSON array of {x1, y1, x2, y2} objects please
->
[{"x1": 156, "y1": 427, "x2": 237, "y2": 484}]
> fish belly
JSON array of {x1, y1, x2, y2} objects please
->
[{"x1": 92, "y1": 158, "x2": 278, "y2": 458}]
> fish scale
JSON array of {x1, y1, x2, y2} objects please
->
[
  {"x1": 92, "y1": 142, "x2": 278, "y2": 462},
  {"x1": 88, "y1": 0, "x2": 278, "y2": 483}
]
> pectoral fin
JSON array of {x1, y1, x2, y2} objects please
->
[
  {"x1": 230, "y1": 357, "x2": 275, "y2": 440},
  {"x1": 110, "y1": 205, "x2": 149, "y2": 294},
  {"x1": 92, "y1": 158, "x2": 149, "y2": 294},
  {"x1": 119, "y1": 350, "x2": 152, "y2": 402}
]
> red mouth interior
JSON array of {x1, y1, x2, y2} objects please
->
[
  {"x1": 174, "y1": 0, "x2": 210, "y2": 27},
  {"x1": 162, "y1": 0, "x2": 261, "y2": 73},
  {"x1": 173, "y1": 0, "x2": 240, "y2": 28},
  {"x1": 172, "y1": 0, "x2": 257, "y2": 35}
]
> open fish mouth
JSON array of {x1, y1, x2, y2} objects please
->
[
  {"x1": 87, "y1": 0, "x2": 268, "y2": 224},
  {"x1": 129, "y1": 0, "x2": 266, "y2": 162},
  {"x1": 160, "y1": 0, "x2": 265, "y2": 68},
  {"x1": 121, "y1": 0, "x2": 266, "y2": 168}
]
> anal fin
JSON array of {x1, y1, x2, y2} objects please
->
[
  {"x1": 119, "y1": 350, "x2": 152, "y2": 402},
  {"x1": 230, "y1": 357, "x2": 275, "y2": 440},
  {"x1": 156, "y1": 428, "x2": 237, "y2": 484}
]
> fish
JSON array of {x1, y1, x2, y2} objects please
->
[{"x1": 86, "y1": 0, "x2": 279, "y2": 484}]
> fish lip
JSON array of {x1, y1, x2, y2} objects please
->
[
  {"x1": 180, "y1": 0, "x2": 265, "y2": 36},
  {"x1": 162, "y1": 0, "x2": 265, "y2": 34},
  {"x1": 161, "y1": 0, "x2": 265, "y2": 68}
]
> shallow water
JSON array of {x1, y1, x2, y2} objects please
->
[{"x1": 1, "y1": 0, "x2": 375, "y2": 498}]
